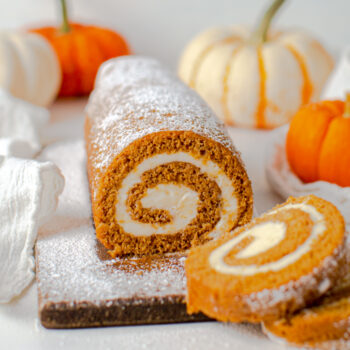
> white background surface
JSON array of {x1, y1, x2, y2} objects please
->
[
  {"x1": 0, "y1": 0, "x2": 349, "y2": 67},
  {"x1": 0, "y1": 0, "x2": 348, "y2": 349}
]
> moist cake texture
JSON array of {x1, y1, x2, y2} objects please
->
[
  {"x1": 185, "y1": 195, "x2": 347, "y2": 323},
  {"x1": 263, "y1": 243, "x2": 350, "y2": 349},
  {"x1": 85, "y1": 56, "x2": 253, "y2": 257}
]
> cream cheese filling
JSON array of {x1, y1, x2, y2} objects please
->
[
  {"x1": 209, "y1": 202, "x2": 326, "y2": 275},
  {"x1": 115, "y1": 152, "x2": 238, "y2": 237},
  {"x1": 141, "y1": 183, "x2": 199, "y2": 232}
]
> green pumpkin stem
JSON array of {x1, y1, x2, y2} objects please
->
[
  {"x1": 250, "y1": 0, "x2": 286, "y2": 45},
  {"x1": 60, "y1": 0, "x2": 70, "y2": 33},
  {"x1": 344, "y1": 93, "x2": 350, "y2": 118}
]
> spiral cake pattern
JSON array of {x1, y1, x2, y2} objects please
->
[
  {"x1": 186, "y1": 195, "x2": 347, "y2": 323},
  {"x1": 85, "y1": 56, "x2": 253, "y2": 257}
]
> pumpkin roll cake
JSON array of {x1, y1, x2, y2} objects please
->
[
  {"x1": 85, "y1": 56, "x2": 253, "y2": 257},
  {"x1": 185, "y1": 195, "x2": 347, "y2": 323},
  {"x1": 263, "y1": 267, "x2": 350, "y2": 349}
]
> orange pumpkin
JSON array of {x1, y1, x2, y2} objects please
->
[
  {"x1": 30, "y1": 0, "x2": 130, "y2": 96},
  {"x1": 286, "y1": 95, "x2": 350, "y2": 187}
]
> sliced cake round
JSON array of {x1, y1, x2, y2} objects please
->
[
  {"x1": 263, "y1": 258, "x2": 350, "y2": 349},
  {"x1": 185, "y1": 195, "x2": 346, "y2": 323}
]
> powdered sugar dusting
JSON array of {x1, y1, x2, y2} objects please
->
[
  {"x1": 262, "y1": 240, "x2": 350, "y2": 349},
  {"x1": 36, "y1": 140, "x2": 187, "y2": 306},
  {"x1": 85, "y1": 56, "x2": 240, "y2": 174},
  {"x1": 37, "y1": 227, "x2": 187, "y2": 303},
  {"x1": 245, "y1": 245, "x2": 345, "y2": 315}
]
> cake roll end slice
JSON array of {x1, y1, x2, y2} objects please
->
[
  {"x1": 263, "y1": 271, "x2": 350, "y2": 349},
  {"x1": 86, "y1": 127, "x2": 252, "y2": 257},
  {"x1": 185, "y1": 195, "x2": 346, "y2": 323}
]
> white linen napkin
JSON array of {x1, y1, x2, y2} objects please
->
[
  {"x1": 322, "y1": 47, "x2": 350, "y2": 99},
  {"x1": 0, "y1": 91, "x2": 64, "y2": 303},
  {"x1": 266, "y1": 126, "x2": 350, "y2": 230},
  {"x1": 0, "y1": 89, "x2": 49, "y2": 158},
  {"x1": 0, "y1": 157, "x2": 64, "y2": 303}
]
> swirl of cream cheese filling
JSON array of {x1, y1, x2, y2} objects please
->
[
  {"x1": 115, "y1": 152, "x2": 238, "y2": 237},
  {"x1": 209, "y1": 203, "x2": 326, "y2": 275}
]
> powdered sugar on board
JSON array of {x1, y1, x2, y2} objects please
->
[
  {"x1": 37, "y1": 225, "x2": 187, "y2": 304},
  {"x1": 35, "y1": 139, "x2": 204, "y2": 327}
]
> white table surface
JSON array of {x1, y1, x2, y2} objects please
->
[{"x1": 0, "y1": 99, "x2": 286, "y2": 350}]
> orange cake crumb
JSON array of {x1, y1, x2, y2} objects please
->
[
  {"x1": 85, "y1": 56, "x2": 253, "y2": 257},
  {"x1": 185, "y1": 195, "x2": 346, "y2": 323}
]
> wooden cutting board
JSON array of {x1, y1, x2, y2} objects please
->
[{"x1": 35, "y1": 139, "x2": 208, "y2": 329}]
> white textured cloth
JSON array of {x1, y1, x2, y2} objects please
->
[
  {"x1": 0, "y1": 90, "x2": 64, "y2": 303},
  {"x1": 266, "y1": 126, "x2": 350, "y2": 231},
  {"x1": 322, "y1": 47, "x2": 350, "y2": 100},
  {"x1": 0, "y1": 138, "x2": 38, "y2": 158},
  {"x1": 0, "y1": 157, "x2": 64, "y2": 303},
  {"x1": 0, "y1": 89, "x2": 49, "y2": 157}
]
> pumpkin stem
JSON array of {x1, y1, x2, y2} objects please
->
[
  {"x1": 344, "y1": 93, "x2": 350, "y2": 118},
  {"x1": 59, "y1": 0, "x2": 70, "y2": 33},
  {"x1": 250, "y1": 0, "x2": 287, "y2": 45}
]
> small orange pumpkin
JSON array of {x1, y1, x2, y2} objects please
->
[
  {"x1": 30, "y1": 0, "x2": 130, "y2": 97},
  {"x1": 286, "y1": 95, "x2": 350, "y2": 187}
]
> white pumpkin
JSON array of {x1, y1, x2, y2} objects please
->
[
  {"x1": 0, "y1": 32, "x2": 61, "y2": 107},
  {"x1": 178, "y1": 0, "x2": 333, "y2": 129}
]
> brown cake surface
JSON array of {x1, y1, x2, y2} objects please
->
[{"x1": 85, "y1": 56, "x2": 253, "y2": 257}]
